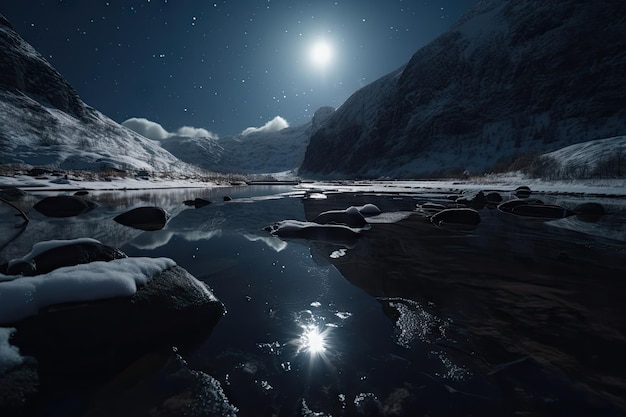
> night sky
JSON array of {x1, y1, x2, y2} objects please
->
[{"x1": 2, "y1": 0, "x2": 474, "y2": 137}]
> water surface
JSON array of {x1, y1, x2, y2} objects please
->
[{"x1": 1, "y1": 185, "x2": 625, "y2": 416}]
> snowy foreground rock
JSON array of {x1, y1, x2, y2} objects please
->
[{"x1": 0, "y1": 239, "x2": 224, "y2": 414}]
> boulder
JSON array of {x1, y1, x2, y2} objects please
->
[
  {"x1": 4, "y1": 240, "x2": 126, "y2": 276},
  {"x1": 33, "y1": 195, "x2": 97, "y2": 218},
  {"x1": 497, "y1": 199, "x2": 532, "y2": 213},
  {"x1": 312, "y1": 207, "x2": 368, "y2": 228},
  {"x1": 114, "y1": 207, "x2": 170, "y2": 231},
  {"x1": 266, "y1": 220, "x2": 361, "y2": 247},
  {"x1": 485, "y1": 192, "x2": 503, "y2": 205},
  {"x1": 183, "y1": 198, "x2": 211, "y2": 208},
  {"x1": 73, "y1": 190, "x2": 89, "y2": 196},
  {"x1": 455, "y1": 190, "x2": 486, "y2": 209},
  {"x1": 431, "y1": 208, "x2": 481, "y2": 228},
  {"x1": 574, "y1": 202, "x2": 605, "y2": 222},
  {"x1": 6, "y1": 265, "x2": 225, "y2": 376},
  {"x1": 223, "y1": 196, "x2": 232, "y2": 202},
  {"x1": 356, "y1": 203, "x2": 382, "y2": 216},
  {"x1": 514, "y1": 185, "x2": 532, "y2": 198}
]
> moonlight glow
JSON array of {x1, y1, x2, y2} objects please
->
[
  {"x1": 310, "y1": 40, "x2": 333, "y2": 68},
  {"x1": 298, "y1": 325, "x2": 328, "y2": 355}
]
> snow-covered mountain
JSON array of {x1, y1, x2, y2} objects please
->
[
  {"x1": 154, "y1": 107, "x2": 335, "y2": 174},
  {"x1": 0, "y1": 14, "x2": 191, "y2": 173},
  {"x1": 300, "y1": 0, "x2": 626, "y2": 179}
]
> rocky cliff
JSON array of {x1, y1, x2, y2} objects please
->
[{"x1": 300, "y1": 0, "x2": 626, "y2": 178}]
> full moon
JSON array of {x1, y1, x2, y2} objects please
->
[{"x1": 310, "y1": 41, "x2": 333, "y2": 68}]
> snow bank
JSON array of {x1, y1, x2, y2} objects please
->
[{"x1": 0, "y1": 256, "x2": 176, "y2": 324}]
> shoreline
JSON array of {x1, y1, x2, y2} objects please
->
[{"x1": 2, "y1": 173, "x2": 626, "y2": 198}]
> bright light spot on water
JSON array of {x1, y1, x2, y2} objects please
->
[{"x1": 299, "y1": 325, "x2": 328, "y2": 355}]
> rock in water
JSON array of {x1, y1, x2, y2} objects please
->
[
  {"x1": 497, "y1": 199, "x2": 533, "y2": 214},
  {"x1": 33, "y1": 195, "x2": 97, "y2": 217},
  {"x1": 183, "y1": 198, "x2": 211, "y2": 208},
  {"x1": 7, "y1": 265, "x2": 225, "y2": 376},
  {"x1": 511, "y1": 204, "x2": 575, "y2": 219},
  {"x1": 485, "y1": 192, "x2": 503, "y2": 205},
  {"x1": 455, "y1": 190, "x2": 486, "y2": 209},
  {"x1": 313, "y1": 206, "x2": 368, "y2": 228},
  {"x1": 114, "y1": 206, "x2": 170, "y2": 230},
  {"x1": 5, "y1": 240, "x2": 126, "y2": 276},
  {"x1": 514, "y1": 186, "x2": 532, "y2": 199},
  {"x1": 266, "y1": 220, "x2": 361, "y2": 247},
  {"x1": 431, "y1": 208, "x2": 481, "y2": 228},
  {"x1": 574, "y1": 202, "x2": 605, "y2": 222}
]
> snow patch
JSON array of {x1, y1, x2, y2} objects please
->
[{"x1": 0, "y1": 256, "x2": 176, "y2": 323}]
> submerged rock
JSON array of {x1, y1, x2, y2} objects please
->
[
  {"x1": 114, "y1": 206, "x2": 170, "y2": 230},
  {"x1": 33, "y1": 195, "x2": 97, "y2": 217},
  {"x1": 511, "y1": 204, "x2": 575, "y2": 219}
]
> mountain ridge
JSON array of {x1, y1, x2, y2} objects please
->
[{"x1": 0, "y1": 13, "x2": 192, "y2": 174}]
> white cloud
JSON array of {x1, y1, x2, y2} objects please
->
[
  {"x1": 122, "y1": 117, "x2": 170, "y2": 140},
  {"x1": 241, "y1": 116, "x2": 289, "y2": 136},
  {"x1": 122, "y1": 118, "x2": 218, "y2": 140},
  {"x1": 176, "y1": 126, "x2": 217, "y2": 139}
]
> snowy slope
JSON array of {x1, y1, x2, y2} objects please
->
[
  {"x1": 153, "y1": 125, "x2": 309, "y2": 174},
  {"x1": 531, "y1": 135, "x2": 626, "y2": 179},
  {"x1": 0, "y1": 14, "x2": 192, "y2": 174},
  {"x1": 152, "y1": 107, "x2": 335, "y2": 174},
  {"x1": 300, "y1": 0, "x2": 626, "y2": 179}
]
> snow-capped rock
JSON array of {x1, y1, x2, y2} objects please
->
[{"x1": 300, "y1": 0, "x2": 626, "y2": 179}]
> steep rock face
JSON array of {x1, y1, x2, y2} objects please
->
[
  {"x1": 300, "y1": 0, "x2": 626, "y2": 178},
  {"x1": 0, "y1": 13, "x2": 89, "y2": 121},
  {"x1": 0, "y1": 14, "x2": 188, "y2": 173}
]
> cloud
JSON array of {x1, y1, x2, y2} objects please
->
[
  {"x1": 241, "y1": 116, "x2": 289, "y2": 136},
  {"x1": 175, "y1": 126, "x2": 216, "y2": 139},
  {"x1": 122, "y1": 118, "x2": 218, "y2": 140},
  {"x1": 122, "y1": 117, "x2": 170, "y2": 140}
]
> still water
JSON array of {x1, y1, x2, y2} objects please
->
[{"x1": 1, "y1": 185, "x2": 626, "y2": 416}]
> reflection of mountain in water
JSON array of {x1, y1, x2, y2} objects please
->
[{"x1": 302, "y1": 193, "x2": 626, "y2": 413}]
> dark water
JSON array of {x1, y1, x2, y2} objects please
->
[{"x1": 1, "y1": 185, "x2": 626, "y2": 416}]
